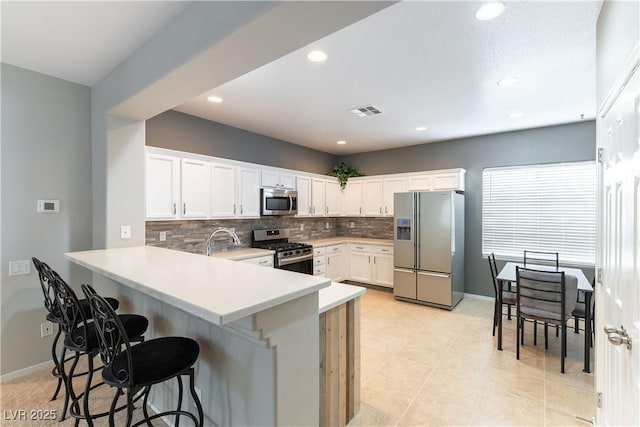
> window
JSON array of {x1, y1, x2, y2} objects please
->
[{"x1": 482, "y1": 161, "x2": 596, "y2": 266}]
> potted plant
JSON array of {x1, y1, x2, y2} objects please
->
[{"x1": 328, "y1": 162, "x2": 362, "y2": 190}]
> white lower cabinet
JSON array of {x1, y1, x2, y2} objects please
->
[
  {"x1": 239, "y1": 254, "x2": 274, "y2": 268},
  {"x1": 313, "y1": 246, "x2": 327, "y2": 276},
  {"x1": 348, "y1": 244, "x2": 394, "y2": 287},
  {"x1": 372, "y1": 247, "x2": 394, "y2": 287},
  {"x1": 349, "y1": 245, "x2": 373, "y2": 283},
  {"x1": 326, "y1": 245, "x2": 345, "y2": 281}
]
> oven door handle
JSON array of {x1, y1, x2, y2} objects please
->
[
  {"x1": 278, "y1": 254, "x2": 313, "y2": 266},
  {"x1": 289, "y1": 195, "x2": 293, "y2": 214}
]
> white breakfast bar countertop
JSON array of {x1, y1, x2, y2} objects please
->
[
  {"x1": 65, "y1": 246, "x2": 330, "y2": 325},
  {"x1": 319, "y1": 282, "x2": 366, "y2": 314}
]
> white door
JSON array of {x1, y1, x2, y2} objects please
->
[
  {"x1": 325, "y1": 179, "x2": 341, "y2": 216},
  {"x1": 372, "y1": 253, "x2": 394, "y2": 287},
  {"x1": 311, "y1": 178, "x2": 325, "y2": 216},
  {"x1": 237, "y1": 167, "x2": 260, "y2": 217},
  {"x1": 596, "y1": 56, "x2": 640, "y2": 424},
  {"x1": 362, "y1": 179, "x2": 384, "y2": 216},
  {"x1": 342, "y1": 181, "x2": 363, "y2": 216},
  {"x1": 180, "y1": 158, "x2": 210, "y2": 218},
  {"x1": 211, "y1": 163, "x2": 236, "y2": 218},
  {"x1": 383, "y1": 177, "x2": 407, "y2": 216},
  {"x1": 296, "y1": 175, "x2": 312, "y2": 217},
  {"x1": 146, "y1": 152, "x2": 179, "y2": 219}
]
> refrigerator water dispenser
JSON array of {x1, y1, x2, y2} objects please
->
[{"x1": 396, "y1": 218, "x2": 412, "y2": 241}]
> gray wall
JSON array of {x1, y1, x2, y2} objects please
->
[
  {"x1": 339, "y1": 121, "x2": 597, "y2": 297},
  {"x1": 146, "y1": 110, "x2": 338, "y2": 175},
  {"x1": 1, "y1": 64, "x2": 93, "y2": 375}
]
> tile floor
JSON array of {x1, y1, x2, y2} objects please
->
[{"x1": 349, "y1": 289, "x2": 595, "y2": 427}]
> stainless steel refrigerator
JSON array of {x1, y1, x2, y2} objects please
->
[{"x1": 393, "y1": 191, "x2": 464, "y2": 310}]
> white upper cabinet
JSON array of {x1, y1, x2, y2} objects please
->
[
  {"x1": 146, "y1": 152, "x2": 180, "y2": 219},
  {"x1": 237, "y1": 167, "x2": 260, "y2": 217},
  {"x1": 432, "y1": 170, "x2": 465, "y2": 191},
  {"x1": 383, "y1": 177, "x2": 407, "y2": 216},
  {"x1": 325, "y1": 179, "x2": 342, "y2": 216},
  {"x1": 296, "y1": 175, "x2": 312, "y2": 217},
  {"x1": 211, "y1": 163, "x2": 237, "y2": 218},
  {"x1": 407, "y1": 175, "x2": 433, "y2": 191},
  {"x1": 311, "y1": 178, "x2": 325, "y2": 216},
  {"x1": 180, "y1": 158, "x2": 210, "y2": 218},
  {"x1": 362, "y1": 179, "x2": 384, "y2": 216},
  {"x1": 342, "y1": 181, "x2": 363, "y2": 216},
  {"x1": 145, "y1": 147, "x2": 464, "y2": 220},
  {"x1": 262, "y1": 169, "x2": 295, "y2": 189}
]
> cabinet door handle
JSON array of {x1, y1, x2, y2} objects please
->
[
  {"x1": 359, "y1": 207, "x2": 362, "y2": 214},
  {"x1": 259, "y1": 260, "x2": 269, "y2": 265},
  {"x1": 326, "y1": 206, "x2": 328, "y2": 214},
  {"x1": 379, "y1": 206, "x2": 382, "y2": 214},
  {"x1": 183, "y1": 203, "x2": 186, "y2": 215},
  {"x1": 240, "y1": 205, "x2": 243, "y2": 215},
  {"x1": 173, "y1": 203, "x2": 177, "y2": 215},
  {"x1": 328, "y1": 258, "x2": 330, "y2": 265},
  {"x1": 233, "y1": 204, "x2": 236, "y2": 215},
  {"x1": 309, "y1": 206, "x2": 312, "y2": 214},
  {"x1": 373, "y1": 256, "x2": 376, "y2": 264}
]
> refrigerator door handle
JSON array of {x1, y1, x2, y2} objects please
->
[
  {"x1": 394, "y1": 268, "x2": 415, "y2": 274},
  {"x1": 415, "y1": 192, "x2": 420, "y2": 270},
  {"x1": 417, "y1": 271, "x2": 451, "y2": 278}
]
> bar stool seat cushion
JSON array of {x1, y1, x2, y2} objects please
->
[
  {"x1": 64, "y1": 314, "x2": 148, "y2": 352},
  {"x1": 103, "y1": 337, "x2": 199, "y2": 388}
]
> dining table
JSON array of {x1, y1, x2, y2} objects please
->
[{"x1": 496, "y1": 262, "x2": 594, "y2": 373}]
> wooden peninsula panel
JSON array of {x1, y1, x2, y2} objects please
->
[{"x1": 319, "y1": 297, "x2": 361, "y2": 426}]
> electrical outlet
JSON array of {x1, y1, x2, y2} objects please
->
[
  {"x1": 159, "y1": 231, "x2": 167, "y2": 241},
  {"x1": 325, "y1": 222, "x2": 330, "y2": 229},
  {"x1": 350, "y1": 222, "x2": 355, "y2": 228},
  {"x1": 299, "y1": 224, "x2": 304, "y2": 231},
  {"x1": 40, "y1": 321, "x2": 53, "y2": 338},
  {"x1": 120, "y1": 225, "x2": 131, "y2": 239}
]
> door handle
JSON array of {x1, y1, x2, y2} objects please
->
[
  {"x1": 604, "y1": 325, "x2": 632, "y2": 350},
  {"x1": 289, "y1": 196, "x2": 293, "y2": 214},
  {"x1": 234, "y1": 204, "x2": 236, "y2": 215},
  {"x1": 418, "y1": 271, "x2": 451, "y2": 278},
  {"x1": 379, "y1": 207, "x2": 382, "y2": 214},
  {"x1": 173, "y1": 203, "x2": 177, "y2": 215},
  {"x1": 183, "y1": 203, "x2": 186, "y2": 215},
  {"x1": 240, "y1": 204, "x2": 243, "y2": 215}
]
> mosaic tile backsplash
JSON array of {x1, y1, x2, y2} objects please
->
[{"x1": 146, "y1": 217, "x2": 393, "y2": 254}]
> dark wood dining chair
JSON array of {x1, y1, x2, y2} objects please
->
[
  {"x1": 516, "y1": 267, "x2": 578, "y2": 373},
  {"x1": 488, "y1": 253, "x2": 516, "y2": 350}
]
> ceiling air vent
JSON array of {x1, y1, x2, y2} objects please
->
[{"x1": 350, "y1": 105, "x2": 382, "y2": 117}]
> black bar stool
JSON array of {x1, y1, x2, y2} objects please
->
[
  {"x1": 32, "y1": 257, "x2": 120, "y2": 418},
  {"x1": 52, "y1": 275, "x2": 148, "y2": 426},
  {"x1": 83, "y1": 284, "x2": 204, "y2": 427}
]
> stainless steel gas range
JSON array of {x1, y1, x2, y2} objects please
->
[{"x1": 252, "y1": 228, "x2": 313, "y2": 275}]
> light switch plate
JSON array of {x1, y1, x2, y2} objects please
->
[
  {"x1": 9, "y1": 260, "x2": 30, "y2": 276},
  {"x1": 120, "y1": 225, "x2": 131, "y2": 239},
  {"x1": 159, "y1": 231, "x2": 167, "y2": 241}
]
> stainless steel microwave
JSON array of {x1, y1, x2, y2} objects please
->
[{"x1": 261, "y1": 188, "x2": 298, "y2": 216}]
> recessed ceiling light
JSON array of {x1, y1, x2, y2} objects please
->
[
  {"x1": 207, "y1": 96, "x2": 223, "y2": 103},
  {"x1": 509, "y1": 112, "x2": 523, "y2": 119},
  {"x1": 307, "y1": 50, "x2": 327, "y2": 63},
  {"x1": 416, "y1": 126, "x2": 427, "y2": 131},
  {"x1": 475, "y1": 2, "x2": 505, "y2": 21},
  {"x1": 336, "y1": 140, "x2": 347, "y2": 145},
  {"x1": 497, "y1": 77, "x2": 519, "y2": 87}
]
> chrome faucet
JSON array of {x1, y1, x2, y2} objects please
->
[{"x1": 205, "y1": 227, "x2": 241, "y2": 256}]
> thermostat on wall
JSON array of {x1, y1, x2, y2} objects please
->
[{"x1": 37, "y1": 199, "x2": 60, "y2": 213}]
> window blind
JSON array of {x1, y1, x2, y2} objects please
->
[{"x1": 482, "y1": 161, "x2": 596, "y2": 266}]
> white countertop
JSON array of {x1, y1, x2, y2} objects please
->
[
  {"x1": 318, "y1": 282, "x2": 366, "y2": 314},
  {"x1": 65, "y1": 246, "x2": 330, "y2": 325},
  {"x1": 211, "y1": 247, "x2": 274, "y2": 261},
  {"x1": 307, "y1": 237, "x2": 393, "y2": 247}
]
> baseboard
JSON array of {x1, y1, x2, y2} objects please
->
[
  {"x1": 464, "y1": 292, "x2": 494, "y2": 302},
  {"x1": 0, "y1": 360, "x2": 52, "y2": 383}
]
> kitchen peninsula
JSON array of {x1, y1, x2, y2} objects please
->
[{"x1": 65, "y1": 245, "x2": 359, "y2": 426}]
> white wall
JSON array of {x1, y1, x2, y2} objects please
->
[{"x1": 0, "y1": 64, "x2": 93, "y2": 375}]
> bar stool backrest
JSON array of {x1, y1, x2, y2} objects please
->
[
  {"x1": 82, "y1": 284, "x2": 133, "y2": 387},
  {"x1": 32, "y1": 257, "x2": 63, "y2": 321},
  {"x1": 52, "y1": 275, "x2": 89, "y2": 349}
]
